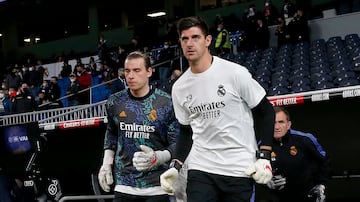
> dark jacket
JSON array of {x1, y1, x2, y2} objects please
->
[{"x1": 270, "y1": 129, "x2": 330, "y2": 201}]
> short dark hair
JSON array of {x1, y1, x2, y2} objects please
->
[
  {"x1": 126, "y1": 51, "x2": 151, "y2": 69},
  {"x1": 177, "y1": 16, "x2": 210, "y2": 37},
  {"x1": 274, "y1": 106, "x2": 291, "y2": 121}
]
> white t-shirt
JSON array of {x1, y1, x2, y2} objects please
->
[{"x1": 172, "y1": 56, "x2": 266, "y2": 177}]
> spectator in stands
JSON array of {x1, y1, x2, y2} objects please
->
[
  {"x1": 35, "y1": 91, "x2": 49, "y2": 110},
  {"x1": 5, "y1": 68, "x2": 21, "y2": 90},
  {"x1": 59, "y1": 59, "x2": 72, "y2": 78},
  {"x1": 102, "y1": 61, "x2": 116, "y2": 83},
  {"x1": 160, "y1": 16, "x2": 275, "y2": 201},
  {"x1": 8, "y1": 87, "x2": 17, "y2": 100},
  {"x1": 157, "y1": 69, "x2": 182, "y2": 94},
  {"x1": 165, "y1": 21, "x2": 179, "y2": 45},
  {"x1": 281, "y1": 0, "x2": 296, "y2": 22},
  {"x1": 266, "y1": 106, "x2": 330, "y2": 202},
  {"x1": 75, "y1": 64, "x2": 92, "y2": 105},
  {"x1": 242, "y1": 4, "x2": 261, "y2": 51},
  {"x1": 295, "y1": 0, "x2": 311, "y2": 19},
  {"x1": 127, "y1": 36, "x2": 143, "y2": 54},
  {"x1": 263, "y1": 0, "x2": 280, "y2": 26},
  {"x1": 11, "y1": 82, "x2": 37, "y2": 113},
  {"x1": 108, "y1": 67, "x2": 127, "y2": 95},
  {"x1": 23, "y1": 65, "x2": 42, "y2": 98},
  {"x1": 214, "y1": 20, "x2": 231, "y2": 56},
  {"x1": 275, "y1": 17, "x2": 290, "y2": 47},
  {"x1": 113, "y1": 45, "x2": 127, "y2": 70},
  {"x1": 39, "y1": 80, "x2": 49, "y2": 98},
  {"x1": 157, "y1": 38, "x2": 176, "y2": 81},
  {"x1": 66, "y1": 73, "x2": 80, "y2": 107},
  {"x1": 47, "y1": 76, "x2": 63, "y2": 108},
  {"x1": 98, "y1": 35, "x2": 110, "y2": 65},
  {"x1": 75, "y1": 57, "x2": 84, "y2": 70},
  {"x1": 0, "y1": 87, "x2": 12, "y2": 115},
  {"x1": 97, "y1": 51, "x2": 179, "y2": 201},
  {"x1": 286, "y1": 8, "x2": 310, "y2": 44},
  {"x1": 254, "y1": 17, "x2": 270, "y2": 50},
  {"x1": 88, "y1": 56, "x2": 97, "y2": 73},
  {"x1": 35, "y1": 59, "x2": 47, "y2": 84}
]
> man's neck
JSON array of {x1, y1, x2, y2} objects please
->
[{"x1": 190, "y1": 54, "x2": 213, "y2": 74}]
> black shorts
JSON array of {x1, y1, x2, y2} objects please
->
[
  {"x1": 113, "y1": 191, "x2": 170, "y2": 202},
  {"x1": 186, "y1": 170, "x2": 254, "y2": 202}
]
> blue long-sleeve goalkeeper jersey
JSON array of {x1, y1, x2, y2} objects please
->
[{"x1": 103, "y1": 87, "x2": 179, "y2": 188}]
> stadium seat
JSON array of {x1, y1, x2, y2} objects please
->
[{"x1": 267, "y1": 86, "x2": 289, "y2": 96}]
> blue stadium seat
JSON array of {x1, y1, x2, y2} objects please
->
[
  {"x1": 313, "y1": 81, "x2": 335, "y2": 90},
  {"x1": 338, "y1": 79, "x2": 360, "y2": 87},
  {"x1": 267, "y1": 86, "x2": 289, "y2": 96},
  {"x1": 291, "y1": 84, "x2": 311, "y2": 93}
]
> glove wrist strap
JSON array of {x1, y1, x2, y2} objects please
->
[
  {"x1": 256, "y1": 149, "x2": 271, "y2": 160},
  {"x1": 170, "y1": 159, "x2": 183, "y2": 171}
]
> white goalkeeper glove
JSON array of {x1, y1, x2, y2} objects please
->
[
  {"x1": 132, "y1": 145, "x2": 171, "y2": 171},
  {"x1": 245, "y1": 158, "x2": 273, "y2": 184},
  {"x1": 308, "y1": 184, "x2": 326, "y2": 202},
  {"x1": 160, "y1": 159, "x2": 183, "y2": 195},
  {"x1": 98, "y1": 150, "x2": 114, "y2": 192},
  {"x1": 266, "y1": 174, "x2": 286, "y2": 190},
  {"x1": 160, "y1": 167, "x2": 179, "y2": 195}
]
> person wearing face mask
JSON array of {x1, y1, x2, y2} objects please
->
[
  {"x1": 75, "y1": 64, "x2": 92, "y2": 105},
  {"x1": 108, "y1": 67, "x2": 127, "y2": 95},
  {"x1": 214, "y1": 21, "x2": 231, "y2": 57},
  {"x1": 5, "y1": 68, "x2": 21, "y2": 90},
  {"x1": 0, "y1": 87, "x2": 12, "y2": 115},
  {"x1": 157, "y1": 38, "x2": 176, "y2": 81},
  {"x1": 66, "y1": 73, "x2": 80, "y2": 107},
  {"x1": 46, "y1": 76, "x2": 63, "y2": 109},
  {"x1": 263, "y1": 0, "x2": 280, "y2": 26},
  {"x1": 21, "y1": 65, "x2": 42, "y2": 98},
  {"x1": 11, "y1": 82, "x2": 37, "y2": 114}
]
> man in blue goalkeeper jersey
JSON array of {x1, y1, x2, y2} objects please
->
[{"x1": 98, "y1": 51, "x2": 179, "y2": 202}]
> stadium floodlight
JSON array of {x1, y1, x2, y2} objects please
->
[{"x1": 147, "y1": 11, "x2": 166, "y2": 18}]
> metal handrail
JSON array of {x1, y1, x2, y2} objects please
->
[
  {"x1": 58, "y1": 195, "x2": 114, "y2": 202},
  {"x1": 0, "y1": 100, "x2": 107, "y2": 126}
]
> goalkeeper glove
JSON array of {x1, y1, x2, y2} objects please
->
[
  {"x1": 266, "y1": 174, "x2": 286, "y2": 190},
  {"x1": 160, "y1": 159, "x2": 183, "y2": 195},
  {"x1": 245, "y1": 150, "x2": 273, "y2": 184},
  {"x1": 132, "y1": 145, "x2": 171, "y2": 171},
  {"x1": 308, "y1": 184, "x2": 326, "y2": 202},
  {"x1": 98, "y1": 150, "x2": 114, "y2": 192}
]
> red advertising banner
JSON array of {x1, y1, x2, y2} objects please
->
[
  {"x1": 268, "y1": 96, "x2": 305, "y2": 106},
  {"x1": 58, "y1": 118, "x2": 100, "y2": 130}
]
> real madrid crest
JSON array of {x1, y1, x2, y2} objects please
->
[
  {"x1": 217, "y1": 85, "x2": 226, "y2": 97},
  {"x1": 290, "y1": 146, "x2": 298, "y2": 156}
]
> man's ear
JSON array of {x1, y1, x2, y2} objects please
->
[
  {"x1": 205, "y1": 35, "x2": 212, "y2": 47},
  {"x1": 287, "y1": 121, "x2": 292, "y2": 130},
  {"x1": 147, "y1": 67, "x2": 153, "y2": 78}
]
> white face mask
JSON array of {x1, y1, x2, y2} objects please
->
[
  {"x1": 70, "y1": 78, "x2": 76, "y2": 82},
  {"x1": 0, "y1": 93, "x2": 4, "y2": 99},
  {"x1": 265, "y1": 2, "x2": 269, "y2": 6},
  {"x1": 217, "y1": 27, "x2": 221, "y2": 32},
  {"x1": 29, "y1": 67, "x2": 34, "y2": 71}
]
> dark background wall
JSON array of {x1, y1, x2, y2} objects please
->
[{"x1": 0, "y1": 0, "x2": 349, "y2": 66}]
